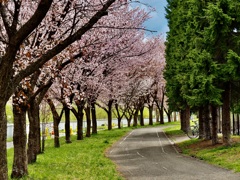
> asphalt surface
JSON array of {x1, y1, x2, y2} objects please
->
[{"x1": 107, "y1": 127, "x2": 240, "y2": 180}]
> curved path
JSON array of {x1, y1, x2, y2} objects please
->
[{"x1": 107, "y1": 127, "x2": 240, "y2": 180}]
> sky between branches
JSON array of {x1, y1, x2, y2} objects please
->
[{"x1": 132, "y1": 0, "x2": 168, "y2": 38}]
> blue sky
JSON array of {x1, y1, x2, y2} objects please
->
[{"x1": 131, "y1": 0, "x2": 168, "y2": 38}]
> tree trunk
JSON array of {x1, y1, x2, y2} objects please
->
[
  {"x1": 164, "y1": 108, "x2": 172, "y2": 123},
  {"x1": 27, "y1": 100, "x2": 41, "y2": 164},
  {"x1": 133, "y1": 109, "x2": 139, "y2": 126},
  {"x1": 232, "y1": 113, "x2": 235, "y2": 135},
  {"x1": 167, "y1": 113, "x2": 171, "y2": 122},
  {"x1": 91, "y1": 102, "x2": 97, "y2": 134},
  {"x1": 115, "y1": 103, "x2": 124, "y2": 129},
  {"x1": 149, "y1": 106, "x2": 153, "y2": 125},
  {"x1": 156, "y1": 109, "x2": 160, "y2": 122},
  {"x1": 204, "y1": 105, "x2": 211, "y2": 140},
  {"x1": 77, "y1": 115, "x2": 84, "y2": 140},
  {"x1": 0, "y1": 102, "x2": 8, "y2": 180},
  {"x1": 237, "y1": 114, "x2": 240, "y2": 135},
  {"x1": 65, "y1": 106, "x2": 72, "y2": 143},
  {"x1": 222, "y1": 83, "x2": 231, "y2": 145},
  {"x1": 160, "y1": 89, "x2": 165, "y2": 124},
  {"x1": 218, "y1": 107, "x2": 222, "y2": 133},
  {"x1": 41, "y1": 122, "x2": 46, "y2": 153},
  {"x1": 126, "y1": 113, "x2": 132, "y2": 127},
  {"x1": 76, "y1": 106, "x2": 84, "y2": 140},
  {"x1": 117, "y1": 118, "x2": 121, "y2": 129},
  {"x1": 198, "y1": 106, "x2": 204, "y2": 139},
  {"x1": 47, "y1": 99, "x2": 62, "y2": 148},
  {"x1": 11, "y1": 105, "x2": 28, "y2": 178},
  {"x1": 159, "y1": 105, "x2": 164, "y2": 124},
  {"x1": 211, "y1": 105, "x2": 218, "y2": 145},
  {"x1": 107, "y1": 100, "x2": 113, "y2": 130},
  {"x1": 173, "y1": 112, "x2": 177, "y2": 122},
  {"x1": 180, "y1": 106, "x2": 190, "y2": 133},
  {"x1": 85, "y1": 105, "x2": 91, "y2": 137},
  {"x1": 53, "y1": 116, "x2": 61, "y2": 147},
  {"x1": 139, "y1": 106, "x2": 144, "y2": 126}
]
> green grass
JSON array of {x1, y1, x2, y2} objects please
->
[
  {"x1": 163, "y1": 121, "x2": 184, "y2": 136},
  {"x1": 176, "y1": 137, "x2": 240, "y2": 172},
  {"x1": 7, "y1": 127, "x2": 134, "y2": 179},
  {"x1": 7, "y1": 137, "x2": 13, "y2": 142}
]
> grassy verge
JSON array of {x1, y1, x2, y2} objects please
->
[
  {"x1": 175, "y1": 136, "x2": 240, "y2": 172},
  {"x1": 163, "y1": 121, "x2": 185, "y2": 137},
  {"x1": 8, "y1": 127, "x2": 134, "y2": 179}
]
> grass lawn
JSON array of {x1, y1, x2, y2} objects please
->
[
  {"x1": 176, "y1": 135, "x2": 240, "y2": 173},
  {"x1": 8, "y1": 127, "x2": 133, "y2": 179},
  {"x1": 163, "y1": 121, "x2": 184, "y2": 136}
]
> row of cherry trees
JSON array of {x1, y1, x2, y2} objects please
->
[{"x1": 0, "y1": 0, "x2": 166, "y2": 179}]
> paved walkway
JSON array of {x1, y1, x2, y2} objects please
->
[{"x1": 107, "y1": 127, "x2": 240, "y2": 180}]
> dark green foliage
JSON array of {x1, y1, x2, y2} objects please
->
[{"x1": 165, "y1": 0, "x2": 240, "y2": 109}]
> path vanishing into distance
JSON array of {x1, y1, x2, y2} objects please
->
[{"x1": 107, "y1": 126, "x2": 240, "y2": 180}]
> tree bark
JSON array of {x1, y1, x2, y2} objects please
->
[
  {"x1": 164, "y1": 108, "x2": 172, "y2": 123},
  {"x1": 156, "y1": 109, "x2": 160, "y2": 122},
  {"x1": 85, "y1": 105, "x2": 91, "y2": 137},
  {"x1": 0, "y1": 102, "x2": 8, "y2": 180},
  {"x1": 173, "y1": 112, "x2": 177, "y2": 122},
  {"x1": 133, "y1": 108, "x2": 139, "y2": 126},
  {"x1": 71, "y1": 101, "x2": 85, "y2": 140},
  {"x1": 11, "y1": 105, "x2": 28, "y2": 178},
  {"x1": 148, "y1": 105, "x2": 153, "y2": 125},
  {"x1": 180, "y1": 106, "x2": 190, "y2": 133},
  {"x1": 211, "y1": 105, "x2": 218, "y2": 145},
  {"x1": 218, "y1": 107, "x2": 222, "y2": 133},
  {"x1": 64, "y1": 106, "x2": 72, "y2": 143},
  {"x1": 127, "y1": 117, "x2": 132, "y2": 127},
  {"x1": 91, "y1": 102, "x2": 97, "y2": 134},
  {"x1": 115, "y1": 103, "x2": 125, "y2": 129},
  {"x1": 139, "y1": 106, "x2": 144, "y2": 126},
  {"x1": 198, "y1": 106, "x2": 204, "y2": 139},
  {"x1": 27, "y1": 100, "x2": 41, "y2": 164},
  {"x1": 159, "y1": 105, "x2": 164, "y2": 124},
  {"x1": 47, "y1": 99, "x2": 62, "y2": 147},
  {"x1": 125, "y1": 113, "x2": 132, "y2": 127},
  {"x1": 204, "y1": 105, "x2": 211, "y2": 140},
  {"x1": 53, "y1": 116, "x2": 61, "y2": 147},
  {"x1": 232, "y1": 113, "x2": 235, "y2": 135},
  {"x1": 167, "y1": 113, "x2": 171, "y2": 123},
  {"x1": 160, "y1": 90, "x2": 165, "y2": 124},
  {"x1": 77, "y1": 105, "x2": 84, "y2": 140},
  {"x1": 222, "y1": 82, "x2": 231, "y2": 145},
  {"x1": 107, "y1": 100, "x2": 113, "y2": 130},
  {"x1": 237, "y1": 114, "x2": 240, "y2": 135},
  {"x1": 77, "y1": 113, "x2": 84, "y2": 140}
]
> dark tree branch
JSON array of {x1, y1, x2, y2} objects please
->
[{"x1": 13, "y1": 0, "x2": 115, "y2": 88}]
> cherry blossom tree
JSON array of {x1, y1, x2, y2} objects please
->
[
  {"x1": 0, "y1": 0, "x2": 122, "y2": 178},
  {"x1": 115, "y1": 36, "x2": 165, "y2": 126}
]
